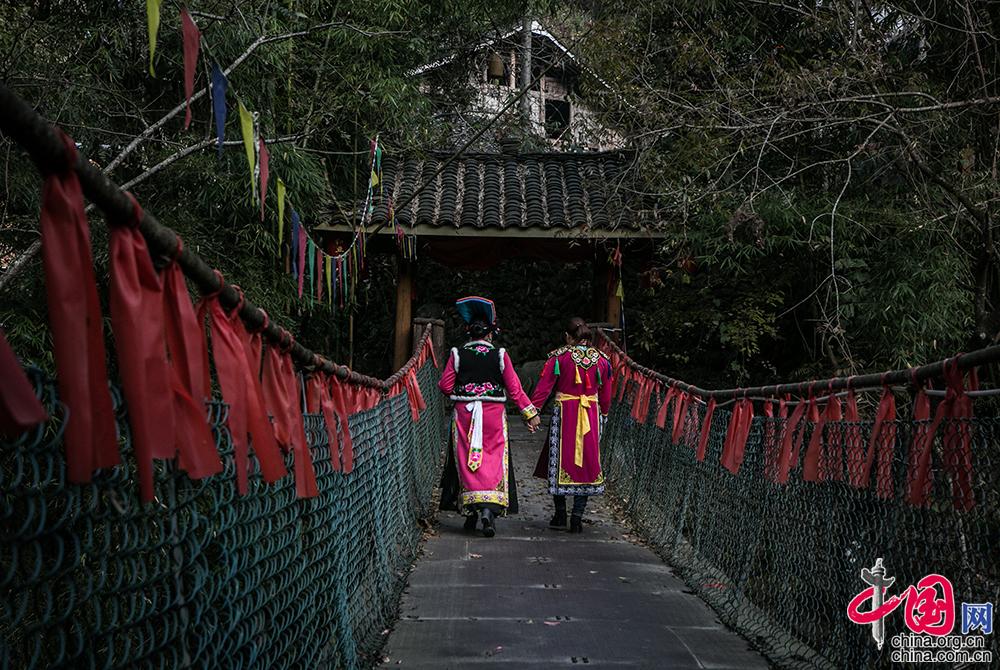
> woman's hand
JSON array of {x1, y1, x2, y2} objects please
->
[{"x1": 525, "y1": 415, "x2": 541, "y2": 433}]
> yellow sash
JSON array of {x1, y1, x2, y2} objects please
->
[{"x1": 555, "y1": 393, "x2": 598, "y2": 467}]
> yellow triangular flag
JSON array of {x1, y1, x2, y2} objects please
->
[
  {"x1": 616, "y1": 279, "x2": 624, "y2": 299},
  {"x1": 326, "y1": 256, "x2": 332, "y2": 305},
  {"x1": 277, "y1": 178, "x2": 286, "y2": 250},
  {"x1": 370, "y1": 169, "x2": 380, "y2": 187},
  {"x1": 238, "y1": 101, "x2": 256, "y2": 201},
  {"x1": 146, "y1": 0, "x2": 162, "y2": 76}
]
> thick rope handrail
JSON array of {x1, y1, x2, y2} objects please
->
[
  {"x1": 0, "y1": 82, "x2": 431, "y2": 391},
  {"x1": 596, "y1": 328, "x2": 1000, "y2": 400}
]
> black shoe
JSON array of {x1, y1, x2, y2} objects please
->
[
  {"x1": 463, "y1": 514, "x2": 478, "y2": 531},
  {"x1": 549, "y1": 511, "x2": 567, "y2": 529},
  {"x1": 569, "y1": 515, "x2": 583, "y2": 533},
  {"x1": 480, "y1": 509, "x2": 496, "y2": 538}
]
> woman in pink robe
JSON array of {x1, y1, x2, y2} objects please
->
[
  {"x1": 530, "y1": 318, "x2": 613, "y2": 533},
  {"x1": 438, "y1": 297, "x2": 539, "y2": 537}
]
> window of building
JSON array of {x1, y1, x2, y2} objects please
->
[{"x1": 544, "y1": 99, "x2": 571, "y2": 139}]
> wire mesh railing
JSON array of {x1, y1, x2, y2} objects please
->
[
  {"x1": 599, "y1": 334, "x2": 1000, "y2": 668},
  {"x1": 1, "y1": 362, "x2": 446, "y2": 670}
]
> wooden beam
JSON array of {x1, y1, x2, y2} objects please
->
[{"x1": 393, "y1": 258, "x2": 415, "y2": 370}]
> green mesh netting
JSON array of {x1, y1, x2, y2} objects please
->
[
  {"x1": 1, "y1": 364, "x2": 445, "y2": 669},
  {"x1": 602, "y1": 396, "x2": 1000, "y2": 668}
]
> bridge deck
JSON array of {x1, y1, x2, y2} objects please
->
[{"x1": 381, "y1": 423, "x2": 769, "y2": 669}]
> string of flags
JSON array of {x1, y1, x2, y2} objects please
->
[{"x1": 146, "y1": 4, "x2": 414, "y2": 308}]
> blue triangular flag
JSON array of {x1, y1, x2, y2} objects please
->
[{"x1": 211, "y1": 64, "x2": 227, "y2": 157}]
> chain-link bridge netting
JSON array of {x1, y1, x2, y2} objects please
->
[
  {"x1": 602, "y1": 390, "x2": 1000, "y2": 668},
  {"x1": 1, "y1": 363, "x2": 446, "y2": 670}
]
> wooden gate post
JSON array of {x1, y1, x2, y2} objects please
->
[{"x1": 393, "y1": 258, "x2": 415, "y2": 370}]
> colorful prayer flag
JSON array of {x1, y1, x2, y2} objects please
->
[
  {"x1": 297, "y1": 222, "x2": 307, "y2": 299},
  {"x1": 180, "y1": 8, "x2": 200, "y2": 130},
  {"x1": 325, "y1": 256, "x2": 332, "y2": 306},
  {"x1": 211, "y1": 64, "x2": 227, "y2": 157},
  {"x1": 238, "y1": 101, "x2": 256, "y2": 201},
  {"x1": 307, "y1": 238, "x2": 315, "y2": 301},
  {"x1": 146, "y1": 0, "x2": 162, "y2": 76}
]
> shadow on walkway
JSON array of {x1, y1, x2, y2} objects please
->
[{"x1": 380, "y1": 421, "x2": 769, "y2": 669}]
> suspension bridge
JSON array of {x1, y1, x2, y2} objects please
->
[{"x1": 2, "y1": 81, "x2": 999, "y2": 669}]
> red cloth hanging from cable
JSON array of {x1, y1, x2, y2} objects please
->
[
  {"x1": 279, "y1": 356, "x2": 318, "y2": 498},
  {"x1": 310, "y1": 373, "x2": 341, "y2": 471},
  {"x1": 802, "y1": 393, "x2": 829, "y2": 483},
  {"x1": 655, "y1": 385, "x2": 674, "y2": 429},
  {"x1": 180, "y1": 8, "x2": 200, "y2": 130},
  {"x1": 39, "y1": 132, "x2": 118, "y2": 483},
  {"x1": 696, "y1": 397, "x2": 717, "y2": 462},
  {"x1": 262, "y1": 344, "x2": 294, "y2": 450},
  {"x1": 720, "y1": 398, "x2": 754, "y2": 475},
  {"x1": 329, "y1": 376, "x2": 355, "y2": 473},
  {"x1": 775, "y1": 401, "x2": 807, "y2": 484},
  {"x1": 671, "y1": 391, "x2": 690, "y2": 445},
  {"x1": 907, "y1": 362, "x2": 976, "y2": 510},
  {"x1": 200, "y1": 295, "x2": 287, "y2": 494},
  {"x1": 108, "y1": 196, "x2": 176, "y2": 502},
  {"x1": 0, "y1": 329, "x2": 48, "y2": 436},
  {"x1": 859, "y1": 386, "x2": 896, "y2": 498},
  {"x1": 161, "y1": 247, "x2": 221, "y2": 480},
  {"x1": 405, "y1": 368, "x2": 426, "y2": 421}
]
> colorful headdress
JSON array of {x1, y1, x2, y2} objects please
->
[{"x1": 455, "y1": 296, "x2": 497, "y2": 330}]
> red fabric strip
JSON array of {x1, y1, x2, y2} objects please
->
[
  {"x1": 317, "y1": 374, "x2": 341, "y2": 471},
  {"x1": 775, "y1": 401, "x2": 807, "y2": 484},
  {"x1": 721, "y1": 398, "x2": 754, "y2": 475},
  {"x1": 330, "y1": 376, "x2": 355, "y2": 473},
  {"x1": 202, "y1": 297, "x2": 287, "y2": 494},
  {"x1": 671, "y1": 392, "x2": 690, "y2": 445},
  {"x1": 802, "y1": 394, "x2": 827, "y2": 482},
  {"x1": 860, "y1": 386, "x2": 896, "y2": 498},
  {"x1": 406, "y1": 368, "x2": 426, "y2": 422},
  {"x1": 162, "y1": 262, "x2": 220, "y2": 479},
  {"x1": 655, "y1": 386, "x2": 674, "y2": 430},
  {"x1": 40, "y1": 132, "x2": 118, "y2": 483},
  {"x1": 696, "y1": 398, "x2": 716, "y2": 462},
  {"x1": 262, "y1": 345, "x2": 294, "y2": 451},
  {"x1": 109, "y1": 204, "x2": 176, "y2": 503},
  {"x1": 905, "y1": 388, "x2": 934, "y2": 506},
  {"x1": 281, "y1": 359, "x2": 318, "y2": 498},
  {"x1": 180, "y1": 8, "x2": 200, "y2": 130},
  {"x1": 0, "y1": 329, "x2": 48, "y2": 436}
]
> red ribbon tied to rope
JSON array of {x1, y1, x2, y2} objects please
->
[
  {"x1": 720, "y1": 397, "x2": 754, "y2": 475},
  {"x1": 329, "y1": 375, "x2": 355, "y2": 473},
  {"x1": 906, "y1": 361, "x2": 976, "y2": 510},
  {"x1": 199, "y1": 294, "x2": 287, "y2": 495},
  {"x1": 0, "y1": 329, "x2": 48, "y2": 436},
  {"x1": 775, "y1": 400, "x2": 807, "y2": 484},
  {"x1": 655, "y1": 385, "x2": 675, "y2": 430},
  {"x1": 695, "y1": 397, "x2": 717, "y2": 462},
  {"x1": 109, "y1": 194, "x2": 177, "y2": 502},
  {"x1": 405, "y1": 368, "x2": 426, "y2": 422},
  {"x1": 39, "y1": 131, "x2": 118, "y2": 483},
  {"x1": 162, "y1": 238, "x2": 221, "y2": 480},
  {"x1": 857, "y1": 385, "x2": 896, "y2": 498}
]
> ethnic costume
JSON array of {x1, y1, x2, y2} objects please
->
[
  {"x1": 437, "y1": 298, "x2": 538, "y2": 525},
  {"x1": 531, "y1": 344, "x2": 613, "y2": 497}
]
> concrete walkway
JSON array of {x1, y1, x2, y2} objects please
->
[{"x1": 380, "y1": 422, "x2": 770, "y2": 669}]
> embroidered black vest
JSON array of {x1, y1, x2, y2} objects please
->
[{"x1": 451, "y1": 342, "x2": 506, "y2": 402}]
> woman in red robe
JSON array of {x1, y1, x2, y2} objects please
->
[
  {"x1": 438, "y1": 297, "x2": 540, "y2": 537},
  {"x1": 531, "y1": 318, "x2": 613, "y2": 533}
]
